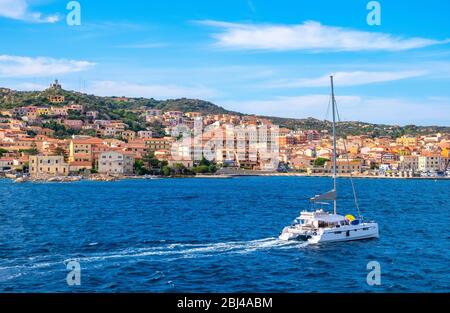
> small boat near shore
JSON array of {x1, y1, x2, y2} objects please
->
[{"x1": 143, "y1": 174, "x2": 161, "y2": 180}]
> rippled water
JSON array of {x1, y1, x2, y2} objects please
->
[{"x1": 0, "y1": 177, "x2": 448, "y2": 292}]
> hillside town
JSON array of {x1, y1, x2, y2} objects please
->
[{"x1": 0, "y1": 81, "x2": 449, "y2": 181}]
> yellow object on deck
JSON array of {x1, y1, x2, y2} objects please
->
[{"x1": 345, "y1": 214, "x2": 356, "y2": 222}]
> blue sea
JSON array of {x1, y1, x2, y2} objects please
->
[{"x1": 0, "y1": 177, "x2": 448, "y2": 292}]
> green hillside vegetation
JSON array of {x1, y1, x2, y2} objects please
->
[{"x1": 1, "y1": 87, "x2": 449, "y2": 137}]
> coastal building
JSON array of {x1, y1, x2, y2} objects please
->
[
  {"x1": 418, "y1": 154, "x2": 442, "y2": 172},
  {"x1": 399, "y1": 155, "x2": 419, "y2": 171},
  {"x1": 68, "y1": 137, "x2": 104, "y2": 170},
  {"x1": 168, "y1": 158, "x2": 194, "y2": 168},
  {"x1": 121, "y1": 130, "x2": 136, "y2": 142},
  {"x1": 278, "y1": 135, "x2": 296, "y2": 146},
  {"x1": 69, "y1": 104, "x2": 84, "y2": 112},
  {"x1": 0, "y1": 158, "x2": 14, "y2": 172},
  {"x1": 137, "y1": 130, "x2": 153, "y2": 138},
  {"x1": 98, "y1": 151, "x2": 134, "y2": 175},
  {"x1": 325, "y1": 159, "x2": 363, "y2": 174},
  {"x1": 86, "y1": 111, "x2": 99, "y2": 119},
  {"x1": 146, "y1": 109, "x2": 162, "y2": 116},
  {"x1": 143, "y1": 138, "x2": 172, "y2": 152},
  {"x1": 37, "y1": 128, "x2": 56, "y2": 137},
  {"x1": 48, "y1": 95, "x2": 65, "y2": 103},
  {"x1": 185, "y1": 112, "x2": 202, "y2": 119},
  {"x1": 64, "y1": 120, "x2": 83, "y2": 130},
  {"x1": 36, "y1": 107, "x2": 51, "y2": 116},
  {"x1": 29, "y1": 155, "x2": 69, "y2": 177},
  {"x1": 123, "y1": 141, "x2": 148, "y2": 159},
  {"x1": 50, "y1": 107, "x2": 68, "y2": 117},
  {"x1": 396, "y1": 136, "x2": 418, "y2": 147},
  {"x1": 290, "y1": 156, "x2": 315, "y2": 170}
]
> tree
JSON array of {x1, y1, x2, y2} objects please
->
[
  {"x1": 142, "y1": 151, "x2": 167, "y2": 175},
  {"x1": 147, "y1": 121, "x2": 166, "y2": 137},
  {"x1": 43, "y1": 121, "x2": 79, "y2": 138},
  {"x1": 192, "y1": 157, "x2": 217, "y2": 174},
  {"x1": 193, "y1": 165, "x2": 209, "y2": 174},
  {"x1": 26, "y1": 130, "x2": 37, "y2": 138},
  {"x1": 314, "y1": 157, "x2": 329, "y2": 167},
  {"x1": 134, "y1": 159, "x2": 150, "y2": 175},
  {"x1": 161, "y1": 165, "x2": 171, "y2": 176},
  {"x1": 0, "y1": 148, "x2": 7, "y2": 158},
  {"x1": 80, "y1": 129, "x2": 97, "y2": 137},
  {"x1": 172, "y1": 163, "x2": 191, "y2": 175},
  {"x1": 198, "y1": 156, "x2": 211, "y2": 167},
  {"x1": 20, "y1": 142, "x2": 38, "y2": 156},
  {"x1": 143, "y1": 151, "x2": 160, "y2": 168},
  {"x1": 54, "y1": 147, "x2": 67, "y2": 160}
]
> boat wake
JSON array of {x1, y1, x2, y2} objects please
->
[
  {"x1": 0, "y1": 238, "x2": 309, "y2": 281},
  {"x1": 66, "y1": 237, "x2": 309, "y2": 263}
]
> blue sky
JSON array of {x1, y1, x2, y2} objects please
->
[{"x1": 1, "y1": 0, "x2": 450, "y2": 125}]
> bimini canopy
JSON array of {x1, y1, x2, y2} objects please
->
[
  {"x1": 310, "y1": 190, "x2": 336, "y2": 202},
  {"x1": 316, "y1": 214, "x2": 346, "y2": 223}
]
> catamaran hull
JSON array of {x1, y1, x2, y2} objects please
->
[{"x1": 279, "y1": 223, "x2": 379, "y2": 244}]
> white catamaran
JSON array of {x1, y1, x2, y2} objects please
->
[{"x1": 279, "y1": 76, "x2": 379, "y2": 243}]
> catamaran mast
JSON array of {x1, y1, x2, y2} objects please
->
[{"x1": 330, "y1": 76, "x2": 337, "y2": 215}]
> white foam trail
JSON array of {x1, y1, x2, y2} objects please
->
[
  {"x1": 0, "y1": 238, "x2": 309, "y2": 277},
  {"x1": 65, "y1": 237, "x2": 308, "y2": 263}
]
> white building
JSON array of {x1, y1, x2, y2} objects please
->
[
  {"x1": 98, "y1": 151, "x2": 134, "y2": 175},
  {"x1": 138, "y1": 130, "x2": 153, "y2": 138},
  {"x1": 418, "y1": 155, "x2": 442, "y2": 172}
]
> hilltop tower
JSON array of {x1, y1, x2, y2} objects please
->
[
  {"x1": 47, "y1": 79, "x2": 65, "y2": 104},
  {"x1": 49, "y1": 79, "x2": 62, "y2": 90}
]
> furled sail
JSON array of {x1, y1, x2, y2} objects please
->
[{"x1": 310, "y1": 190, "x2": 336, "y2": 202}]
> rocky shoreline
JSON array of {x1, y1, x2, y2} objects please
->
[
  {"x1": 3, "y1": 172, "x2": 449, "y2": 183},
  {"x1": 12, "y1": 174, "x2": 121, "y2": 183}
]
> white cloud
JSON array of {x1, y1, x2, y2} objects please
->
[
  {"x1": 200, "y1": 20, "x2": 450, "y2": 52},
  {"x1": 0, "y1": 0, "x2": 60, "y2": 23},
  {"x1": 89, "y1": 81, "x2": 217, "y2": 100},
  {"x1": 267, "y1": 70, "x2": 428, "y2": 88},
  {"x1": 220, "y1": 95, "x2": 450, "y2": 126},
  {"x1": 0, "y1": 55, "x2": 95, "y2": 77}
]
